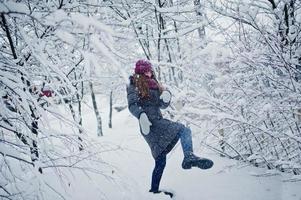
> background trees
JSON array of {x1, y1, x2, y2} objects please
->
[
  {"x1": 193, "y1": 0, "x2": 301, "y2": 174},
  {"x1": 1, "y1": 0, "x2": 301, "y2": 199},
  {"x1": 0, "y1": 1, "x2": 123, "y2": 199}
]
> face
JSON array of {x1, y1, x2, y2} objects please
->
[{"x1": 144, "y1": 70, "x2": 152, "y2": 78}]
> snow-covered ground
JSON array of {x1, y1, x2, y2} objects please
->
[{"x1": 47, "y1": 96, "x2": 301, "y2": 200}]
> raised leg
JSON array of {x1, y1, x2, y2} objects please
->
[
  {"x1": 178, "y1": 127, "x2": 214, "y2": 170},
  {"x1": 179, "y1": 127, "x2": 193, "y2": 157}
]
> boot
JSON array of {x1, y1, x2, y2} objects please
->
[
  {"x1": 149, "y1": 189, "x2": 173, "y2": 198},
  {"x1": 182, "y1": 153, "x2": 214, "y2": 170}
]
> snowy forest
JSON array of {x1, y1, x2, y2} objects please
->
[{"x1": 1, "y1": 0, "x2": 301, "y2": 199}]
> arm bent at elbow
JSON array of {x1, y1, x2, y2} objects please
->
[{"x1": 126, "y1": 84, "x2": 144, "y2": 118}]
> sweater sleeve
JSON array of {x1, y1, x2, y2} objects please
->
[{"x1": 126, "y1": 83, "x2": 144, "y2": 119}]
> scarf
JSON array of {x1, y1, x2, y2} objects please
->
[{"x1": 146, "y1": 77, "x2": 159, "y2": 90}]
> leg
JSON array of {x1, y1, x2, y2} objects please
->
[
  {"x1": 179, "y1": 127, "x2": 214, "y2": 170},
  {"x1": 179, "y1": 127, "x2": 193, "y2": 157},
  {"x1": 150, "y1": 154, "x2": 166, "y2": 192}
]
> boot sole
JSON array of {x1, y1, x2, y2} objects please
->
[
  {"x1": 197, "y1": 159, "x2": 214, "y2": 169},
  {"x1": 182, "y1": 162, "x2": 192, "y2": 169},
  {"x1": 182, "y1": 159, "x2": 214, "y2": 170}
]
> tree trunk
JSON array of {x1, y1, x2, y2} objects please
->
[
  {"x1": 77, "y1": 91, "x2": 84, "y2": 150},
  {"x1": 90, "y1": 82, "x2": 103, "y2": 136},
  {"x1": 1, "y1": 13, "x2": 17, "y2": 59},
  {"x1": 68, "y1": 102, "x2": 83, "y2": 150},
  {"x1": 2, "y1": 13, "x2": 42, "y2": 173},
  {"x1": 193, "y1": 0, "x2": 206, "y2": 39},
  {"x1": 109, "y1": 90, "x2": 113, "y2": 128}
]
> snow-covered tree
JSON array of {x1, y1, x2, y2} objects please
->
[
  {"x1": 182, "y1": 0, "x2": 301, "y2": 175},
  {"x1": 0, "y1": 1, "x2": 125, "y2": 199}
]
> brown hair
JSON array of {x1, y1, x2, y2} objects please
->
[{"x1": 133, "y1": 72, "x2": 163, "y2": 99}]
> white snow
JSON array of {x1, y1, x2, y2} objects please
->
[
  {"x1": 56, "y1": 30, "x2": 76, "y2": 45},
  {"x1": 156, "y1": 5, "x2": 195, "y2": 13},
  {"x1": 0, "y1": 1, "x2": 30, "y2": 14},
  {"x1": 39, "y1": 95, "x2": 301, "y2": 200}
]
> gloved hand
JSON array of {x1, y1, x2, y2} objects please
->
[
  {"x1": 160, "y1": 90, "x2": 171, "y2": 103},
  {"x1": 139, "y1": 112, "x2": 152, "y2": 135}
]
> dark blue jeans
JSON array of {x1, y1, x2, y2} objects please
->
[
  {"x1": 150, "y1": 154, "x2": 166, "y2": 191},
  {"x1": 179, "y1": 126, "x2": 193, "y2": 157},
  {"x1": 150, "y1": 127, "x2": 193, "y2": 191}
]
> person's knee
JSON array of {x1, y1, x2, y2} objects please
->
[{"x1": 185, "y1": 126, "x2": 191, "y2": 134}]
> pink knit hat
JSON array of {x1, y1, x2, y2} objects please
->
[{"x1": 135, "y1": 59, "x2": 152, "y2": 74}]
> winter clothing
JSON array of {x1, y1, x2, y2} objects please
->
[
  {"x1": 179, "y1": 127, "x2": 193, "y2": 157},
  {"x1": 146, "y1": 76, "x2": 159, "y2": 90},
  {"x1": 182, "y1": 153, "x2": 214, "y2": 170},
  {"x1": 126, "y1": 69, "x2": 213, "y2": 193},
  {"x1": 149, "y1": 188, "x2": 173, "y2": 198},
  {"x1": 150, "y1": 127, "x2": 195, "y2": 192},
  {"x1": 150, "y1": 154, "x2": 166, "y2": 192},
  {"x1": 139, "y1": 112, "x2": 152, "y2": 135},
  {"x1": 126, "y1": 75, "x2": 184, "y2": 159},
  {"x1": 135, "y1": 59, "x2": 153, "y2": 74},
  {"x1": 160, "y1": 90, "x2": 172, "y2": 103},
  {"x1": 178, "y1": 127, "x2": 214, "y2": 170}
]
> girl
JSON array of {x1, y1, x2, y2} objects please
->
[{"x1": 126, "y1": 59, "x2": 213, "y2": 195}]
